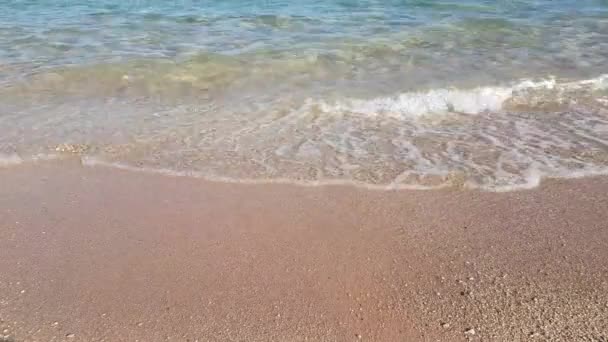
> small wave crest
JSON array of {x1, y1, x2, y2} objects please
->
[
  {"x1": 311, "y1": 75, "x2": 608, "y2": 118},
  {"x1": 3, "y1": 74, "x2": 608, "y2": 192}
]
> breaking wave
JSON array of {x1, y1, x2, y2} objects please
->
[
  {"x1": 311, "y1": 75, "x2": 608, "y2": 118},
  {"x1": 3, "y1": 74, "x2": 608, "y2": 192}
]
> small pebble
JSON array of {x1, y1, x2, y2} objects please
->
[
  {"x1": 441, "y1": 322, "x2": 450, "y2": 328},
  {"x1": 66, "y1": 333, "x2": 75, "y2": 338},
  {"x1": 464, "y1": 328, "x2": 476, "y2": 335}
]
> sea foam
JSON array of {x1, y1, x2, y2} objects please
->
[
  {"x1": 0, "y1": 154, "x2": 23, "y2": 167},
  {"x1": 311, "y1": 75, "x2": 608, "y2": 119},
  {"x1": 3, "y1": 75, "x2": 608, "y2": 192}
]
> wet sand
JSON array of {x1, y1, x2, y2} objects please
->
[{"x1": 1, "y1": 160, "x2": 607, "y2": 341}]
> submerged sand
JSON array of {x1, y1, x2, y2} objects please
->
[{"x1": 0, "y1": 160, "x2": 607, "y2": 341}]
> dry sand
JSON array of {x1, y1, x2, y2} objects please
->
[{"x1": 0, "y1": 160, "x2": 607, "y2": 341}]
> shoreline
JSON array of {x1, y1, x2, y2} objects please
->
[
  {"x1": 1, "y1": 161, "x2": 607, "y2": 341},
  {"x1": 5, "y1": 154, "x2": 608, "y2": 193}
]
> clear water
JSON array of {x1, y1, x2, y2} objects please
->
[{"x1": 1, "y1": 0, "x2": 608, "y2": 190}]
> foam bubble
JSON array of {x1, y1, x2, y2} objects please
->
[
  {"x1": 0, "y1": 153, "x2": 62, "y2": 168},
  {"x1": 315, "y1": 86, "x2": 511, "y2": 118},
  {"x1": 81, "y1": 156, "x2": 447, "y2": 190},
  {"x1": 79, "y1": 155, "x2": 608, "y2": 192},
  {"x1": 4, "y1": 74, "x2": 608, "y2": 192},
  {"x1": 312, "y1": 74, "x2": 608, "y2": 119},
  {"x1": 0, "y1": 151, "x2": 606, "y2": 193},
  {"x1": 0, "y1": 154, "x2": 23, "y2": 167}
]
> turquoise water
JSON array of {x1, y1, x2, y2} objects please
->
[
  {"x1": 2, "y1": 0, "x2": 608, "y2": 84},
  {"x1": 2, "y1": 0, "x2": 608, "y2": 190}
]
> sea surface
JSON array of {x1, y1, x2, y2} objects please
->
[{"x1": 2, "y1": 0, "x2": 608, "y2": 190}]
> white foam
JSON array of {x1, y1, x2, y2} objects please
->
[
  {"x1": 81, "y1": 156, "x2": 447, "y2": 191},
  {"x1": 0, "y1": 153, "x2": 62, "y2": 168},
  {"x1": 1, "y1": 153, "x2": 606, "y2": 193},
  {"x1": 565, "y1": 74, "x2": 608, "y2": 90},
  {"x1": 312, "y1": 74, "x2": 608, "y2": 118},
  {"x1": 4, "y1": 74, "x2": 608, "y2": 193},
  {"x1": 315, "y1": 86, "x2": 511, "y2": 118},
  {"x1": 0, "y1": 153, "x2": 23, "y2": 167},
  {"x1": 81, "y1": 156, "x2": 608, "y2": 193}
]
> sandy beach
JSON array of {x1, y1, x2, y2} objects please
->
[
  {"x1": 3, "y1": 1, "x2": 608, "y2": 341},
  {"x1": 0, "y1": 160, "x2": 607, "y2": 341}
]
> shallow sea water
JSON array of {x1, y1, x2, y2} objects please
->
[{"x1": 1, "y1": 0, "x2": 608, "y2": 190}]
